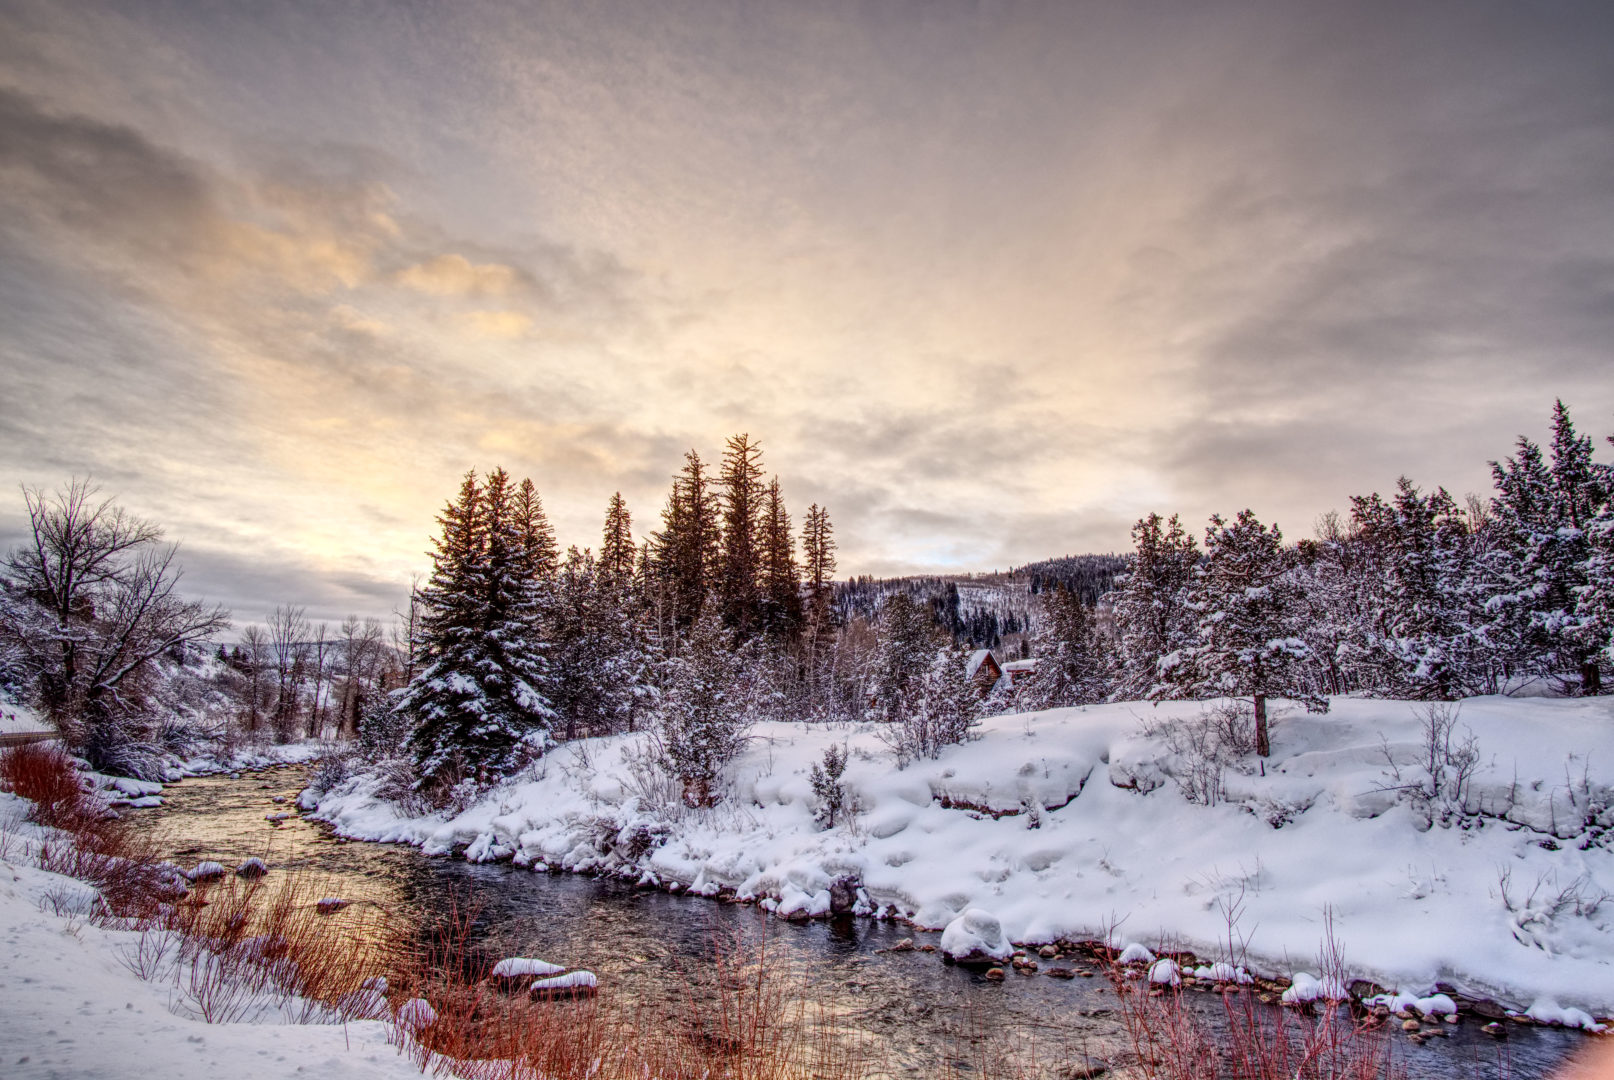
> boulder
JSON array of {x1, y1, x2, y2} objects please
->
[{"x1": 828, "y1": 875, "x2": 861, "y2": 915}]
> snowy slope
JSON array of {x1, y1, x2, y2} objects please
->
[{"x1": 306, "y1": 696, "x2": 1614, "y2": 1021}]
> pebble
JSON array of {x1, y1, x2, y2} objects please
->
[
  {"x1": 1482, "y1": 1022, "x2": 1507, "y2": 1039},
  {"x1": 984, "y1": 968, "x2": 1005, "y2": 982},
  {"x1": 1401, "y1": 1019, "x2": 1421, "y2": 1032},
  {"x1": 1039, "y1": 945, "x2": 1059, "y2": 959}
]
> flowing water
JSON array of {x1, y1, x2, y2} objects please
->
[{"x1": 134, "y1": 766, "x2": 1585, "y2": 1078}]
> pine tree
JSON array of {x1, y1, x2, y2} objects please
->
[
  {"x1": 1112, "y1": 513, "x2": 1199, "y2": 701},
  {"x1": 808, "y1": 742, "x2": 848, "y2": 828},
  {"x1": 1027, "y1": 584, "x2": 1108, "y2": 709},
  {"x1": 758, "y1": 477, "x2": 802, "y2": 639},
  {"x1": 872, "y1": 592, "x2": 938, "y2": 721},
  {"x1": 600, "y1": 492, "x2": 636, "y2": 590},
  {"x1": 1156, "y1": 510, "x2": 1325, "y2": 756},
  {"x1": 652, "y1": 450, "x2": 721, "y2": 633},
  {"x1": 400, "y1": 469, "x2": 555, "y2": 798},
  {"x1": 1351, "y1": 479, "x2": 1487, "y2": 700},
  {"x1": 547, "y1": 547, "x2": 653, "y2": 739},
  {"x1": 658, "y1": 604, "x2": 746, "y2": 807},
  {"x1": 717, "y1": 434, "x2": 766, "y2": 635},
  {"x1": 514, "y1": 478, "x2": 558, "y2": 582}
]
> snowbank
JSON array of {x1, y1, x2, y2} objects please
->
[{"x1": 304, "y1": 695, "x2": 1614, "y2": 1019}]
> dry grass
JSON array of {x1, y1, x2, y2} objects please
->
[{"x1": 1, "y1": 742, "x2": 90, "y2": 827}]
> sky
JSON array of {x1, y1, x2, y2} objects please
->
[{"x1": 1, "y1": 0, "x2": 1612, "y2": 627}]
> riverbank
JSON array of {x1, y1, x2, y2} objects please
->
[
  {"x1": 0, "y1": 786, "x2": 425, "y2": 1080},
  {"x1": 303, "y1": 695, "x2": 1614, "y2": 1029}
]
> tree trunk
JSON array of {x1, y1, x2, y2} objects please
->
[
  {"x1": 1254, "y1": 693, "x2": 1270, "y2": 757},
  {"x1": 1583, "y1": 662, "x2": 1603, "y2": 697}
]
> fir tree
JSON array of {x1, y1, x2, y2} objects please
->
[
  {"x1": 872, "y1": 592, "x2": 938, "y2": 721},
  {"x1": 1352, "y1": 479, "x2": 1487, "y2": 700},
  {"x1": 600, "y1": 492, "x2": 636, "y2": 591},
  {"x1": 652, "y1": 450, "x2": 721, "y2": 633},
  {"x1": 717, "y1": 434, "x2": 766, "y2": 635},
  {"x1": 886, "y1": 645, "x2": 981, "y2": 764},
  {"x1": 808, "y1": 742, "x2": 848, "y2": 828},
  {"x1": 1027, "y1": 584, "x2": 1108, "y2": 709},
  {"x1": 514, "y1": 477, "x2": 558, "y2": 582},
  {"x1": 547, "y1": 546, "x2": 652, "y2": 739},
  {"x1": 1111, "y1": 513, "x2": 1199, "y2": 701},
  {"x1": 1156, "y1": 510, "x2": 1325, "y2": 756},
  {"x1": 658, "y1": 604, "x2": 746, "y2": 807},
  {"x1": 400, "y1": 469, "x2": 555, "y2": 798},
  {"x1": 1489, "y1": 403, "x2": 1613, "y2": 692},
  {"x1": 759, "y1": 477, "x2": 802, "y2": 639}
]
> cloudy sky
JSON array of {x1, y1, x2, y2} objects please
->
[{"x1": 2, "y1": 0, "x2": 1612, "y2": 626}]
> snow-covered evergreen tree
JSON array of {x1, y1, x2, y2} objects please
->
[
  {"x1": 1156, "y1": 510, "x2": 1324, "y2": 756},
  {"x1": 871, "y1": 592, "x2": 938, "y2": 721},
  {"x1": 547, "y1": 546, "x2": 653, "y2": 739},
  {"x1": 1489, "y1": 403, "x2": 1612, "y2": 692},
  {"x1": 400, "y1": 469, "x2": 555, "y2": 798},
  {"x1": 1111, "y1": 513, "x2": 1198, "y2": 701},
  {"x1": 758, "y1": 477, "x2": 802, "y2": 639},
  {"x1": 1027, "y1": 584, "x2": 1108, "y2": 708},
  {"x1": 657, "y1": 604, "x2": 746, "y2": 807},
  {"x1": 1352, "y1": 479, "x2": 1488, "y2": 700},
  {"x1": 599, "y1": 492, "x2": 636, "y2": 591},
  {"x1": 651, "y1": 450, "x2": 721, "y2": 633},
  {"x1": 717, "y1": 433, "x2": 766, "y2": 635}
]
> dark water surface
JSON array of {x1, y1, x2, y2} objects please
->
[{"x1": 136, "y1": 766, "x2": 1586, "y2": 1078}]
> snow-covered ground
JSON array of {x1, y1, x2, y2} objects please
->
[
  {"x1": 306, "y1": 696, "x2": 1614, "y2": 1026},
  {"x1": 0, "y1": 695, "x2": 47, "y2": 733},
  {"x1": 0, "y1": 791, "x2": 424, "y2": 1080}
]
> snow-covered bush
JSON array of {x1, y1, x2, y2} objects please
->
[
  {"x1": 1377, "y1": 701, "x2": 1482, "y2": 827},
  {"x1": 1140, "y1": 700, "x2": 1257, "y2": 806},
  {"x1": 881, "y1": 647, "x2": 981, "y2": 767}
]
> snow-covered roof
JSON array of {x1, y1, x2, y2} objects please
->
[
  {"x1": 1001, "y1": 659, "x2": 1037, "y2": 673},
  {"x1": 965, "y1": 649, "x2": 995, "y2": 680}
]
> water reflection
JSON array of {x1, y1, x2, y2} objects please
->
[{"x1": 138, "y1": 767, "x2": 1579, "y2": 1078}]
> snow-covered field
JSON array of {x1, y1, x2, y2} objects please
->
[
  {"x1": 0, "y1": 791, "x2": 424, "y2": 1080},
  {"x1": 306, "y1": 696, "x2": 1614, "y2": 1026}
]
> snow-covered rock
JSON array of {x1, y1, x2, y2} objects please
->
[
  {"x1": 941, "y1": 908, "x2": 1012, "y2": 963},
  {"x1": 1149, "y1": 958, "x2": 1182, "y2": 986},
  {"x1": 529, "y1": 970, "x2": 598, "y2": 998},
  {"x1": 1116, "y1": 942, "x2": 1156, "y2": 965}
]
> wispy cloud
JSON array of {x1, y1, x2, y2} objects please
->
[{"x1": 2, "y1": 0, "x2": 1613, "y2": 622}]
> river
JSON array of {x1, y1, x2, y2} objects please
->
[{"x1": 133, "y1": 765, "x2": 1585, "y2": 1079}]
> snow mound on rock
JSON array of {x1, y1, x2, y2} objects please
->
[{"x1": 941, "y1": 908, "x2": 1012, "y2": 962}]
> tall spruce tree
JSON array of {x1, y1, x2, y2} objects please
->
[
  {"x1": 759, "y1": 477, "x2": 802, "y2": 639},
  {"x1": 653, "y1": 450, "x2": 721, "y2": 633},
  {"x1": 600, "y1": 492, "x2": 636, "y2": 590},
  {"x1": 1112, "y1": 513, "x2": 1199, "y2": 701},
  {"x1": 1156, "y1": 510, "x2": 1325, "y2": 756},
  {"x1": 717, "y1": 434, "x2": 766, "y2": 635},
  {"x1": 400, "y1": 469, "x2": 555, "y2": 797},
  {"x1": 800, "y1": 503, "x2": 837, "y2": 714}
]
